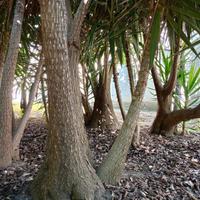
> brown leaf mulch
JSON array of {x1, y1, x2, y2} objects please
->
[{"x1": 0, "y1": 119, "x2": 200, "y2": 200}]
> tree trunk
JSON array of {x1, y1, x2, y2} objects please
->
[
  {"x1": 124, "y1": 34, "x2": 140, "y2": 146},
  {"x1": 32, "y1": 0, "x2": 105, "y2": 199},
  {"x1": 124, "y1": 36, "x2": 135, "y2": 98},
  {"x1": 41, "y1": 74, "x2": 49, "y2": 123},
  {"x1": 97, "y1": 27, "x2": 152, "y2": 184},
  {"x1": 20, "y1": 76, "x2": 27, "y2": 113},
  {"x1": 89, "y1": 50, "x2": 119, "y2": 130},
  {"x1": 12, "y1": 54, "x2": 43, "y2": 160},
  {"x1": 150, "y1": 95, "x2": 173, "y2": 135},
  {"x1": 0, "y1": 31, "x2": 9, "y2": 85},
  {"x1": 150, "y1": 35, "x2": 180, "y2": 136},
  {"x1": 82, "y1": 93, "x2": 93, "y2": 124},
  {"x1": 0, "y1": 0, "x2": 25, "y2": 168},
  {"x1": 113, "y1": 62, "x2": 126, "y2": 121},
  {"x1": 81, "y1": 64, "x2": 93, "y2": 124}
]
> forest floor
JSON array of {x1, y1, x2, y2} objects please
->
[{"x1": 0, "y1": 116, "x2": 200, "y2": 200}]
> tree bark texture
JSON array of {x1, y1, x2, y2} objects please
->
[
  {"x1": 0, "y1": 0, "x2": 25, "y2": 168},
  {"x1": 97, "y1": 28, "x2": 152, "y2": 184},
  {"x1": 32, "y1": 0, "x2": 106, "y2": 199}
]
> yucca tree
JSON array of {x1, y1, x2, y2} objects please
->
[
  {"x1": 175, "y1": 64, "x2": 200, "y2": 133},
  {"x1": 150, "y1": 0, "x2": 200, "y2": 135},
  {"x1": 81, "y1": 0, "x2": 145, "y2": 129}
]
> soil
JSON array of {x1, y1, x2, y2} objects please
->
[{"x1": 0, "y1": 117, "x2": 200, "y2": 200}]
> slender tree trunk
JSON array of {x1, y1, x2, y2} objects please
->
[
  {"x1": 89, "y1": 50, "x2": 119, "y2": 129},
  {"x1": 12, "y1": 55, "x2": 43, "y2": 160},
  {"x1": 97, "y1": 24, "x2": 152, "y2": 184},
  {"x1": 81, "y1": 64, "x2": 93, "y2": 124},
  {"x1": 20, "y1": 76, "x2": 27, "y2": 113},
  {"x1": 112, "y1": 62, "x2": 126, "y2": 120},
  {"x1": 125, "y1": 33, "x2": 140, "y2": 146},
  {"x1": 32, "y1": 0, "x2": 105, "y2": 199},
  {"x1": 0, "y1": 0, "x2": 25, "y2": 168},
  {"x1": 41, "y1": 74, "x2": 49, "y2": 123},
  {"x1": 124, "y1": 35, "x2": 135, "y2": 98}
]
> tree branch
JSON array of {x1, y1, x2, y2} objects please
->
[
  {"x1": 70, "y1": 0, "x2": 91, "y2": 43},
  {"x1": 151, "y1": 66, "x2": 163, "y2": 103},
  {"x1": 162, "y1": 35, "x2": 180, "y2": 96},
  {"x1": 164, "y1": 103, "x2": 200, "y2": 130},
  {"x1": 65, "y1": 0, "x2": 73, "y2": 32}
]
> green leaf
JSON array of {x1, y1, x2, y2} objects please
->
[{"x1": 149, "y1": 9, "x2": 161, "y2": 67}]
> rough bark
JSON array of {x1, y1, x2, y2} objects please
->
[
  {"x1": 113, "y1": 62, "x2": 126, "y2": 120},
  {"x1": 97, "y1": 28, "x2": 152, "y2": 184},
  {"x1": 124, "y1": 34, "x2": 141, "y2": 145},
  {"x1": 131, "y1": 121, "x2": 140, "y2": 148},
  {"x1": 32, "y1": 0, "x2": 105, "y2": 199},
  {"x1": 0, "y1": 31, "x2": 9, "y2": 85},
  {"x1": 0, "y1": 0, "x2": 25, "y2": 168},
  {"x1": 89, "y1": 50, "x2": 119, "y2": 130},
  {"x1": 12, "y1": 55, "x2": 43, "y2": 160},
  {"x1": 0, "y1": 0, "x2": 13, "y2": 84}
]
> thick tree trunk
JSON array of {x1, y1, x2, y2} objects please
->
[
  {"x1": 150, "y1": 95, "x2": 173, "y2": 135},
  {"x1": 12, "y1": 55, "x2": 43, "y2": 160},
  {"x1": 97, "y1": 29, "x2": 152, "y2": 184},
  {"x1": 113, "y1": 62, "x2": 126, "y2": 120},
  {"x1": 89, "y1": 50, "x2": 119, "y2": 130},
  {"x1": 89, "y1": 75, "x2": 119, "y2": 129},
  {"x1": 0, "y1": 0, "x2": 25, "y2": 168},
  {"x1": 0, "y1": 31, "x2": 9, "y2": 85},
  {"x1": 32, "y1": 0, "x2": 105, "y2": 199}
]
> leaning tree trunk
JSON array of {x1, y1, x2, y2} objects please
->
[
  {"x1": 12, "y1": 55, "x2": 43, "y2": 160},
  {"x1": 32, "y1": 0, "x2": 105, "y2": 199},
  {"x1": 124, "y1": 33, "x2": 140, "y2": 147},
  {"x1": 124, "y1": 35, "x2": 135, "y2": 98},
  {"x1": 0, "y1": 0, "x2": 25, "y2": 168},
  {"x1": 97, "y1": 26, "x2": 152, "y2": 184},
  {"x1": 41, "y1": 74, "x2": 49, "y2": 123},
  {"x1": 113, "y1": 62, "x2": 126, "y2": 121},
  {"x1": 89, "y1": 50, "x2": 119, "y2": 130}
]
